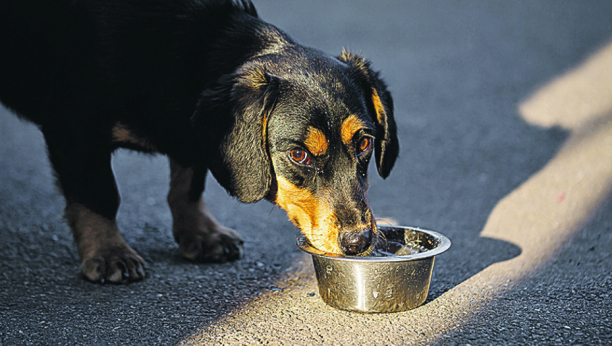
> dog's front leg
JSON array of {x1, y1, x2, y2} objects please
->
[
  {"x1": 167, "y1": 158, "x2": 243, "y2": 262},
  {"x1": 64, "y1": 203, "x2": 145, "y2": 283},
  {"x1": 43, "y1": 128, "x2": 145, "y2": 284}
]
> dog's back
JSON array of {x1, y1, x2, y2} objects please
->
[
  {"x1": 0, "y1": 0, "x2": 91, "y2": 122},
  {"x1": 0, "y1": 0, "x2": 258, "y2": 126}
]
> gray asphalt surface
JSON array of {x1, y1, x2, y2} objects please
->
[{"x1": 1, "y1": 1, "x2": 612, "y2": 345}]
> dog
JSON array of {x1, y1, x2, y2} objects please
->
[{"x1": 0, "y1": 0, "x2": 398, "y2": 284}]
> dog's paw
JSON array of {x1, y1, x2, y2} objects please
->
[
  {"x1": 81, "y1": 246, "x2": 145, "y2": 284},
  {"x1": 175, "y1": 225, "x2": 244, "y2": 263}
]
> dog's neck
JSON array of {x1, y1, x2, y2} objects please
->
[{"x1": 196, "y1": 10, "x2": 296, "y2": 85}]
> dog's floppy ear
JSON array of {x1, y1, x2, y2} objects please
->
[
  {"x1": 192, "y1": 66, "x2": 279, "y2": 203},
  {"x1": 338, "y1": 50, "x2": 399, "y2": 178}
]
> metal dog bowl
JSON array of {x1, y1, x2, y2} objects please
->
[{"x1": 297, "y1": 225, "x2": 451, "y2": 313}]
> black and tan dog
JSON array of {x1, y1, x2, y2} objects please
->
[{"x1": 0, "y1": 0, "x2": 398, "y2": 283}]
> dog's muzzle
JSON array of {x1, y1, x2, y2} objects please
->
[{"x1": 338, "y1": 228, "x2": 373, "y2": 255}]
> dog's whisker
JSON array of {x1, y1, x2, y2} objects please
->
[
  {"x1": 374, "y1": 230, "x2": 387, "y2": 249},
  {"x1": 265, "y1": 204, "x2": 276, "y2": 234}
]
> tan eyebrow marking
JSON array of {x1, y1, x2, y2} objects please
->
[
  {"x1": 304, "y1": 126, "x2": 328, "y2": 156},
  {"x1": 341, "y1": 114, "x2": 367, "y2": 145},
  {"x1": 111, "y1": 122, "x2": 157, "y2": 151}
]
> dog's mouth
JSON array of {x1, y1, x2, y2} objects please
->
[
  {"x1": 303, "y1": 222, "x2": 380, "y2": 256},
  {"x1": 279, "y1": 202, "x2": 380, "y2": 256},
  {"x1": 271, "y1": 175, "x2": 379, "y2": 256}
]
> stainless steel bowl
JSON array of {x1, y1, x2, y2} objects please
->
[{"x1": 297, "y1": 225, "x2": 451, "y2": 313}]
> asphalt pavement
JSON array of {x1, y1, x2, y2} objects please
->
[{"x1": 1, "y1": 1, "x2": 612, "y2": 345}]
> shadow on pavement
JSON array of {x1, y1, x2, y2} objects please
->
[
  {"x1": 443, "y1": 191, "x2": 612, "y2": 344},
  {"x1": 427, "y1": 38, "x2": 612, "y2": 305}
]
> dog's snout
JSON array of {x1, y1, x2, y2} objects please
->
[{"x1": 338, "y1": 229, "x2": 373, "y2": 255}]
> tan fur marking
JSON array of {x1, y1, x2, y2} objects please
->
[
  {"x1": 262, "y1": 113, "x2": 268, "y2": 148},
  {"x1": 65, "y1": 203, "x2": 126, "y2": 260},
  {"x1": 275, "y1": 176, "x2": 342, "y2": 254},
  {"x1": 64, "y1": 203, "x2": 144, "y2": 283},
  {"x1": 341, "y1": 114, "x2": 366, "y2": 145},
  {"x1": 304, "y1": 127, "x2": 328, "y2": 155},
  {"x1": 111, "y1": 122, "x2": 157, "y2": 151},
  {"x1": 242, "y1": 67, "x2": 268, "y2": 89},
  {"x1": 371, "y1": 88, "x2": 386, "y2": 124},
  {"x1": 167, "y1": 159, "x2": 243, "y2": 261}
]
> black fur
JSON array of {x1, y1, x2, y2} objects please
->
[{"x1": 0, "y1": 0, "x2": 398, "y2": 282}]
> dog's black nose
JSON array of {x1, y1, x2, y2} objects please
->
[{"x1": 338, "y1": 229, "x2": 373, "y2": 255}]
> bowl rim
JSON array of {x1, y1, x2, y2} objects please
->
[{"x1": 296, "y1": 225, "x2": 451, "y2": 262}]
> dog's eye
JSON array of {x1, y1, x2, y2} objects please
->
[
  {"x1": 290, "y1": 149, "x2": 311, "y2": 165},
  {"x1": 358, "y1": 137, "x2": 373, "y2": 155}
]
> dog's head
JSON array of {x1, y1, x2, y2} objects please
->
[{"x1": 193, "y1": 48, "x2": 398, "y2": 255}]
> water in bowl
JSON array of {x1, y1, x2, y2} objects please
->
[{"x1": 369, "y1": 240, "x2": 427, "y2": 257}]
